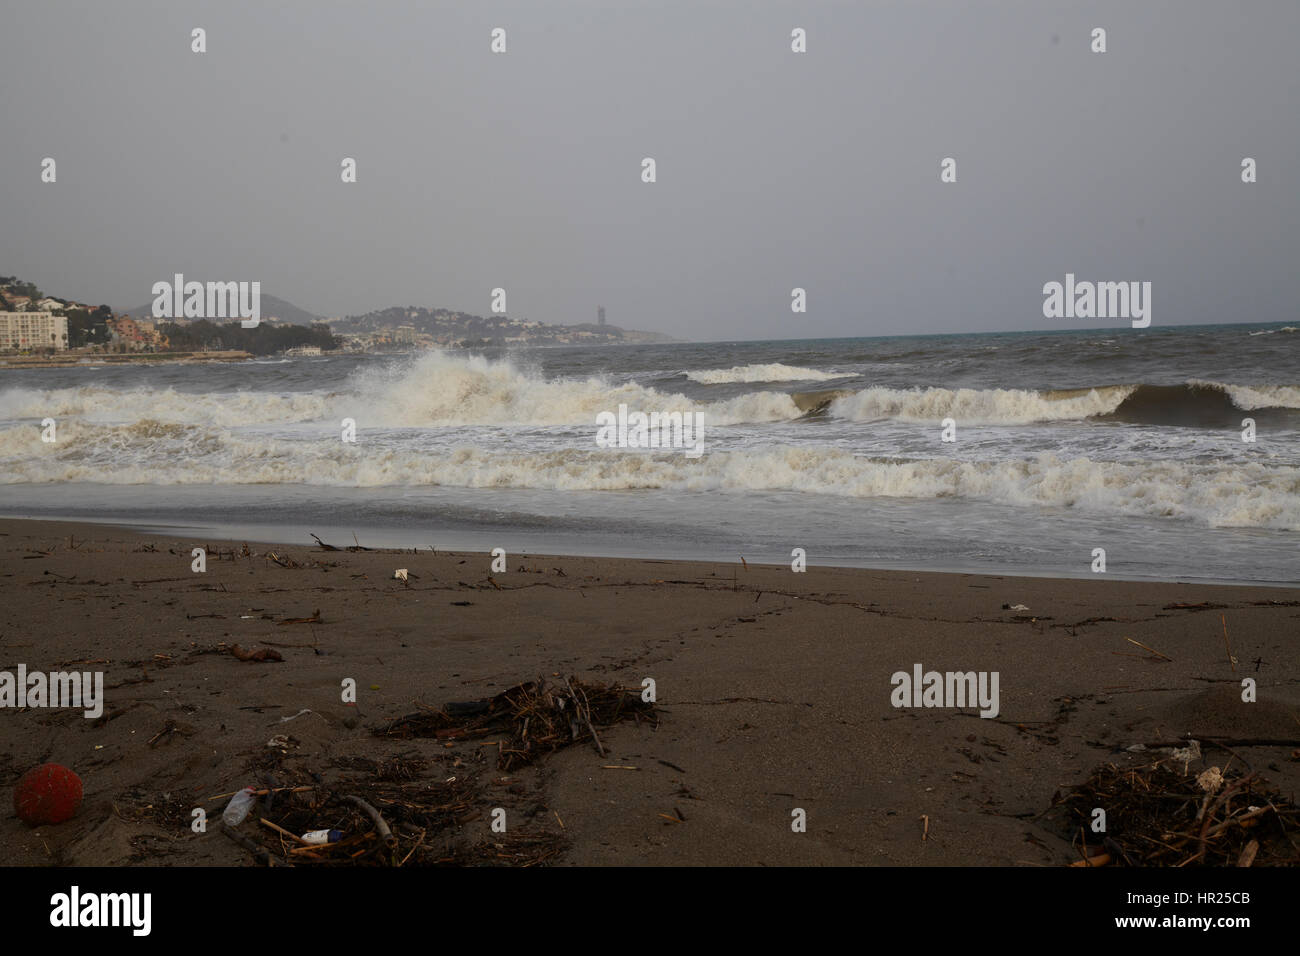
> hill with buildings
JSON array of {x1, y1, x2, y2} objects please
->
[
  {"x1": 4, "y1": 275, "x2": 678, "y2": 357},
  {"x1": 331, "y1": 305, "x2": 675, "y2": 350}
]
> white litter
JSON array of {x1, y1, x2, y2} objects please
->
[{"x1": 1196, "y1": 766, "x2": 1224, "y2": 793}]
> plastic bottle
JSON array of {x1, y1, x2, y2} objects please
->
[
  {"x1": 222, "y1": 786, "x2": 257, "y2": 826},
  {"x1": 300, "y1": 829, "x2": 344, "y2": 845}
]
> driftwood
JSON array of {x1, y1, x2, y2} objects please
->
[
  {"x1": 222, "y1": 823, "x2": 286, "y2": 866},
  {"x1": 1050, "y1": 758, "x2": 1299, "y2": 866},
  {"x1": 310, "y1": 533, "x2": 373, "y2": 552},
  {"x1": 566, "y1": 676, "x2": 606, "y2": 757},
  {"x1": 376, "y1": 677, "x2": 655, "y2": 771}
]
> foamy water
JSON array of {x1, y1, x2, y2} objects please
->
[{"x1": 2, "y1": 323, "x2": 1298, "y2": 582}]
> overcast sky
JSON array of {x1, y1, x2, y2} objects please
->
[{"x1": 2, "y1": 1, "x2": 1297, "y2": 340}]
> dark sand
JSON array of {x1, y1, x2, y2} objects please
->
[{"x1": 1, "y1": 518, "x2": 1297, "y2": 866}]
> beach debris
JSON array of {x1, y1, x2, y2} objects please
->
[
  {"x1": 393, "y1": 568, "x2": 408, "y2": 582},
  {"x1": 1048, "y1": 757, "x2": 1299, "y2": 866},
  {"x1": 277, "y1": 609, "x2": 321, "y2": 626},
  {"x1": 279, "y1": 708, "x2": 313, "y2": 723},
  {"x1": 566, "y1": 675, "x2": 606, "y2": 757},
  {"x1": 310, "y1": 533, "x2": 373, "y2": 552},
  {"x1": 14, "y1": 764, "x2": 83, "y2": 827},
  {"x1": 267, "y1": 734, "x2": 291, "y2": 749},
  {"x1": 1222, "y1": 614, "x2": 1237, "y2": 671},
  {"x1": 222, "y1": 823, "x2": 283, "y2": 866},
  {"x1": 1196, "y1": 766, "x2": 1225, "y2": 793},
  {"x1": 230, "y1": 644, "x2": 284, "y2": 663},
  {"x1": 445, "y1": 701, "x2": 491, "y2": 717},
  {"x1": 146, "y1": 720, "x2": 180, "y2": 748},
  {"x1": 1124, "y1": 637, "x2": 1173, "y2": 662},
  {"x1": 301, "y1": 829, "x2": 344, "y2": 846},
  {"x1": 1168, "y1": 739, "x2": 1201, "y2": 765},
  {"x1": 376, "y1": 677, "x2": 658, "y2": 771},
  {"x1": 257, "y1": 818, "x2": 309, "y2": 846},
  {"x1": 222, "y1": 787, "x2": 258, "y2": 826},
  {"x1": 343, "y1": 794, "x2": 396, "y2": 849},
  {"x1": 1003, "y1": 603, "x2": 1030, "y2": 611}
]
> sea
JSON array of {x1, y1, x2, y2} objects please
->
[{"x1": 2, "y1": 323, "x2": 1298, "y2": 585}]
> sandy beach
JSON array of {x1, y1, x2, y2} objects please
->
[{"x1": 2, "y1": 517, "x2": 1296, "y2": 866}]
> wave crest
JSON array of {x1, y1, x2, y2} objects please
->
[{"x1": 685, "y1": 363, "x2": 847, "y2": 384}]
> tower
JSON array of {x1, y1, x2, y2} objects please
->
[{"x1": 597, "y1": 306, "x2": 606, "y2": 327}]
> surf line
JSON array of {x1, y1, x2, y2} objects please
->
[{"x1": 595, "y1": 404, "x2": 705, "y2": 458}]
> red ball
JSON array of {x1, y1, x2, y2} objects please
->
[{"x1": 14, "y1": 764, "x2": 83, "y2": 826}]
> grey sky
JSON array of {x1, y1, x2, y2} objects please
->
[{"x1": 2, "y1": 0, "x2": 1297, "y2": 340}]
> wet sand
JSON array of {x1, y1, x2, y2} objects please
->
[{"x1": 1, "y1": 517, "x2": 1297, "y2": 866}]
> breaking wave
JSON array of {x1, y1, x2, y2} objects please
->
[
  {"x1": 3, "y1": 424, "x2": 1297, "y2": 530},
  {"x1": 829, "y1": 381, "x2": 1300, "y2": 426},
  {"x1": 0, "y1": 352, "x2": 800, "y2": 428},
  {"x1": 1, "y1": 352, "x2": 1295, "y2": 435},
  {"x1": 685, "y1": 363, "x2": 848, "y2": 384}
]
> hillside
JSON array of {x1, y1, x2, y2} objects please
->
[{"x1": 124, "y1": 293, "x2": 324, "y2": 326}]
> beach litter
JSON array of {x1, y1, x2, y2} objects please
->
[
  {"x1": 1048, "y1": 756, "x2": 1300, "y2": 866},
  {"x1": 14, "y1": 763, "x2": 83, "y2": 826},
  {"x1": 131, "y1": 677, "x2": 658, "y2": 867},
  {"x1": 222, "y1": 772, "x2": 565, "y2": 867},
  {"x1": 230, "y1": 644, "x2": 283, "y2": 663},
  {"x1": 375, "y1": 676, "x2": 658, "y2": 771}
]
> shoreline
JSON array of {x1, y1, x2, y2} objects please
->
[
  {"x1": 0, "y1": 350, "x2": 253, "y2": 368},
  {"x1": 2, "y1": 513, "x2": 1297, "y2": 590},
  {"x1": 2, "y1": 516, "x2": 1297, "y2": 866}
]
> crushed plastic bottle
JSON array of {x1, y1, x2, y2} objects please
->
[
  {"x1": 222, "y1": 786, "x2": 258, "y2": 826},
  {"x1": 301, "y1": 829, "x2": 344, "y2": 845}
]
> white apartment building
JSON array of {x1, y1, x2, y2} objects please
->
[{"x1": 0, "y1": 312, "x2": 70, "y2": 351}]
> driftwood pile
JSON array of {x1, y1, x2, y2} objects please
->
[
  {"x1": 195, "y1": 677, "x2": 656, "y2": 866},
  {"x1": 1050, "y1": 756, "x2": 1300, "y2": 866},
  {"x1": 243, "y1": 783, "x2": 564, "y2": 867},
  {"x1": 376, "y1": 677, "x2": 658, "y2": 770}
]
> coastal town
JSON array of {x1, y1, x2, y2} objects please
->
[{"x1": 0, "y1": 276, "x2": 672, "y2": 363}]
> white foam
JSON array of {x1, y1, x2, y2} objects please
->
[
  {"x1": 0, "y1": 352, "x2": 801, "y2": 429},
  {"x1": 4, "y1": 425, "x2": 1296, "y2": 531},
  {"x1": 1193, "y1": 381, "x2": 1300, "y2": 410},
  {"x1": 685, "y1": 363, "x2": 848, "y2": 384},
  {"x1": 828, "y1": 385, "x2": 1134, "y2": 424}
]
